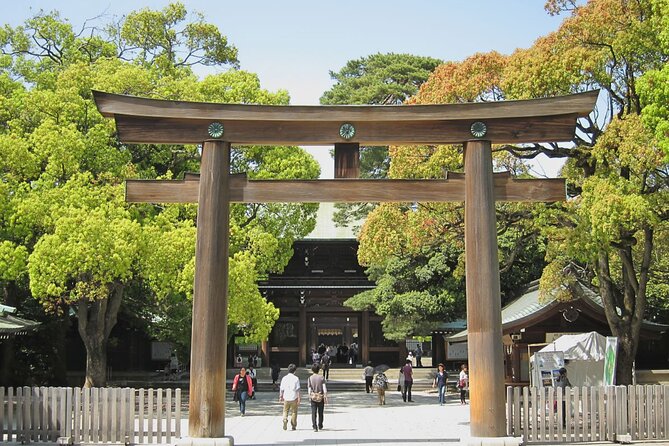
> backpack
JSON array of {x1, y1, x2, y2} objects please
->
[
  {"x1": 375, "y1": 374, "x2": 388, "y2": 390},
  {"x1": 320, "y1": 354, "x2": 330, "y2": 367}
]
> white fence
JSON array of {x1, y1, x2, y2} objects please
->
[
  {"x1": 0, "y1": 387, "x2": 181, "y2": 444},
  {"x1": 507, "y1": 385, "x2": 669, "y2": 443}
]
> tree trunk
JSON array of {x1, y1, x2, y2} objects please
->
[
  {"x1": 77, "y1": 283, "x2": 124, "y2": 388},
  {"x1": 83, "y1": 336, "x2": 107, "y2": 388},
  {"x1": 616, "y1": 330, "x2": 637, "y2": 385},
  {"x1": 596, "y1": 227, "x2": 652, "y2": 386}
]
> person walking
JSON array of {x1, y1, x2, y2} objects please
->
[
  {"x1": 374, "y1": 371, "x2": 388, "y2": 405},
  {"x1": 279, "y1": 363, "x2": 301, "y2": 431},
  {"x1": 363, "y1": 361, "x2": 375, "y2": 393},
  {"x1": 415, "y1": 343, "x2": 423, "y2": 368},
  {"x1": 231, "y1": 367, "x2": 254, "y2": 416},
  {"x1": 307, "y1": 363, "x2": 328, "y2": 432},
  {"x1": 555, "y1": 367, "x2": 571, "y2": 426},
  {"x1": 432, "y1": 363, "x2": 448, "y2": 406},
  {"x1": 458, "y1": 364, "x2": 469, "y2": 404},
  {"x1": 320, "y1": 353, "x2": 331, "y2": 380},
  {"x1": 400, "y1": 359, "x2": 414, "y2": 402},
  {"x1": 247, "y1": 363, "x2": 257, "y2": 399},
  {"x1": 270, "y1": 363, "x2": 281, "y2": 390}
]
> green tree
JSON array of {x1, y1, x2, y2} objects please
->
[
  {"x1": 353, "y1": 51, "x2": 546, "y2": 339},
  {"x1": 320, "y1": 53, "x2": 442, "y2": 229},
  {"x1": 0, "y1": 3, "x2": 318, "y2": 386},
  {"x1": 362, "y1": 0, "x2": 669, "y2": 384},
  {"x1": 638, "y1": 0, "x2": 669, "y2": 157},
  {"x1": 509, "y1": 0, "x2": 668, "y2": 385}
]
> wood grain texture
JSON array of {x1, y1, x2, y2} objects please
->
[
  {"x1": 93, "y1": 89, "x2": 598, "y2": 121},
  {"x1": 125, "y1": 175, "x2": 565, "y2": 203},
  {"x1": 113, "y1": 114, "x2": 580, "y2": 145},
  {"x1": 188, "y1": 141, "x2": 230, "y2": 438},
  {"x1": 464, "y1": 140, "x2": 507, "y2": 438},
  {"x1": 334, "y1": 143, "x2": 360, "y2": 178}
]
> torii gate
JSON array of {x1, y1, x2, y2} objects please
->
[{"x1": 94, "y1": 89, "x2": 597, "y2": 444}]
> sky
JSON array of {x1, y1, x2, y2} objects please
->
[{"x1": 3, "y1": 1, "x2": 568, "y2": 177}]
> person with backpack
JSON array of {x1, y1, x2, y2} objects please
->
[
  {"x1": 320, "y1": 353, "x2": 331, "y2": 380},
  {"x1": 374, "y1": 371, "x2": 389, "y2": 405},
  {"x1": 231, "y1": 367, "x2": 254, "y2": 416}
]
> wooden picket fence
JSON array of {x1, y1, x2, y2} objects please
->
[
  {"x1": 0, "y1": 387, "x2": 181, "y2": 444},
  {"x1": 507, "y1": 385, "x2": 669, "y2": 443}
]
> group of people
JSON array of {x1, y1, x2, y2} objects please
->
[
  {"x1": 230, "y1": 360, "x2": 472, "y2": 429},
  {"x1": 430, "y1": 363, "x2": 469, "y2": 405},
  {"x1": 235, "y1": 353, "x2": 260, "y2": 368},
  {"x1": 232, "y1": 362, "x2": 329, "y2": 431},
  {"x1": 277, "y1": 363, "x2": 329, "y2": 432},
  {"x1": 406, "y1": 343, "x2": 423, "y2": 367},
  {"x1": 311, "y1": 342, "x2": 358, "y2": 366}
]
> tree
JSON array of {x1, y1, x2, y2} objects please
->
[
  {"x1": 638, "y1": 0, "x2": 669, "y2": 157},
  {"x1": 505, "y1": 0, "x2": 668, "y2": 385},
  {"x1": 28, "y1": 178, "x2": 141, "y2": 387},
  {"x1": 320, "y1": 53, "x2": 442, "y2": 229},
  {"x1": 0, "y1": 3, "x2": 318, "y2": 386},
  {"x1": 364, "y1": 0, "x2": 669, "y2": 384},
  {"x1": 352, "y1": 51, "x2": 546, "y2": 339},
  {"x1": 321, "y1": 53, "x2": 442, "y2": 106}
]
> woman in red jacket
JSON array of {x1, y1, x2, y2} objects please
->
[{"x1": 232, "y1": 367, "x2": 254, "y2": 416}]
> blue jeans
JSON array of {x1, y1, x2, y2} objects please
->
[
  {"x1": 438, "y1": 385, "x2": 446, "y2": 404},
  {"x1": 238, "y1": 391, "x2": 248, "y2": 414}
]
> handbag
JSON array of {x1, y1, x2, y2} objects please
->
[
  {"x1": 309, "y1": 375, "x2": 324, "y2": 402},
  {"x1": 397, "y1": 384, "x2": 402, "y2": 392}
]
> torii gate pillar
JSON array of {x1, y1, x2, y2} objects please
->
[
  {"x1": 464, "y1": 140, "x2": 506, "y2": 438},
  {"x1": 189, "y1": 140, "x2": 231, "y2": 440}
]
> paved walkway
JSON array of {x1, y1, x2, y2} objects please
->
[{"x1": 210, "y1": 388, "x2": 471, "y2": 445}]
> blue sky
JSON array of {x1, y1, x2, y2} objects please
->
[{"x1": 4, "y1": 1, "x2": 567, "y2": 176}]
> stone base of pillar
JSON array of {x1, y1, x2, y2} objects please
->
[
  {"x1": 462, "y1": 436, "x2": 522, "y2": 446},
  {"x1": 176, "y1": 437, "x2": 234, "y2": 446}
]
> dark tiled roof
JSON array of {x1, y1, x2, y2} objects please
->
[
  {"x1": 0, "y1": 304, "x2": 40, "y2": 339},
  {"x1": 448, "y1": 281, "x2": 667, "y2": 342}
]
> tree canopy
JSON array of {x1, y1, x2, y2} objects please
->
[
  {"x1": 320, "y1": 53, "x2": 443, "y2": 229},
  {"x1": 0, "y1": 3, "x2": 319, "y2": 386},
  {"x1": 354, "y1": 0, "x2": 669, "y2": 384}
]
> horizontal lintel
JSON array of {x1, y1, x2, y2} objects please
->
[
  {"x1": 94, "y1": 90, "x2": 598, "y2": 122},
  {"x1": 114, "y1": 114, "x2": 579, "y2": 145},
  {"x1": 125, "y1": 176, "x2": 565, "y2": 204}
]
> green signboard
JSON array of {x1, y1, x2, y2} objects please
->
[{"x1": 604, "y1": 336, "x2": 618, "y2": 386}]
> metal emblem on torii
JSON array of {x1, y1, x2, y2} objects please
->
[{"x1": 93, "y1": 90, "x2": 598, "y2": 443}]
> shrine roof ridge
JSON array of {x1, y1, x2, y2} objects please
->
[{"x1": 93, "y1": 90, "x2": 599, "y2": 122}]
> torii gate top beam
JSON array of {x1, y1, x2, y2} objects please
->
[{"x1": 93, "y1": 90, "x2": 598, "y2": 146}]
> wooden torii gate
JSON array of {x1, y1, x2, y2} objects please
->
[{"x1": 94, "y1": 90, "x2": 597, "y2": 443}]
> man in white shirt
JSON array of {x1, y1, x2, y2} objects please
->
[{"x1": 279, "y1": 363, "x2": 301, "y2": 431}]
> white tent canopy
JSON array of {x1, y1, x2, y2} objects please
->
[{"x1": 531, "y1": 331, "x2": 609, "y2": 387}]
